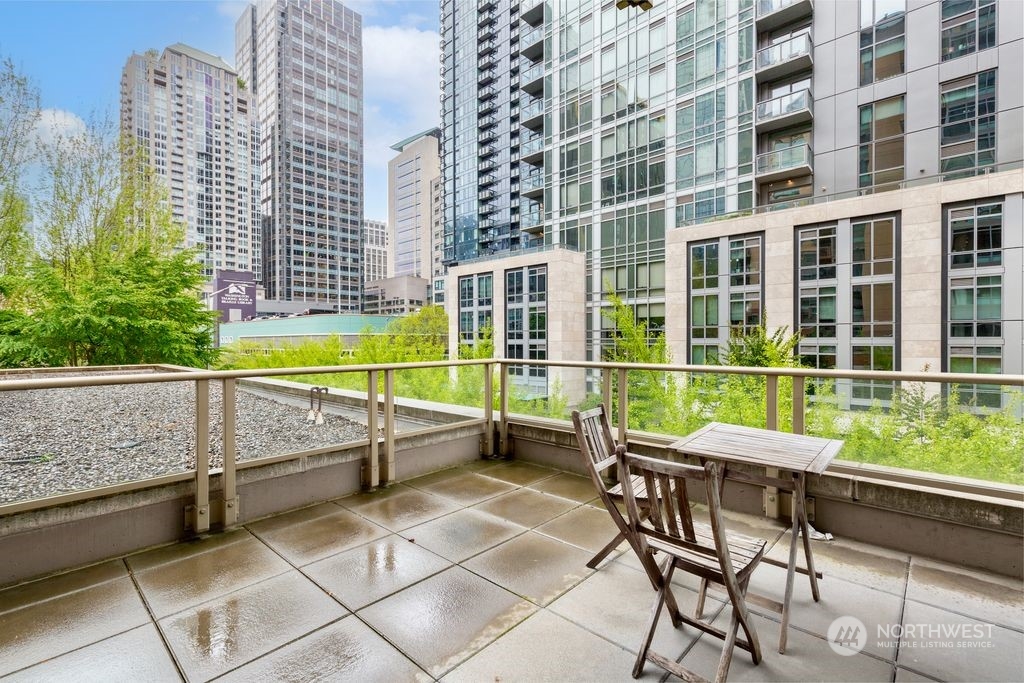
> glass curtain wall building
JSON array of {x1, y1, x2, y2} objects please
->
[
  {"x1": 442, "y1": 0, "x2": 1023, "y2": 403},
  {"x1": 237, "y1": 0, "x2": 364, "y2": 310}
]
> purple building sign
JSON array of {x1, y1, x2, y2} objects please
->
[{"x1": 213, "y1": 270, "x2": 257, "y2": 322}]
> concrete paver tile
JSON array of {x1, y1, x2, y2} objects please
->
[
  {"x1": 303, "y1": 534, "x2": 452, "y2": 610},
  {"x1": 358, "y1": 565, "x2": 536, "y2": 678},
  {"x1": 158, "y1": 571, "x2": 346, "y2": 681}
]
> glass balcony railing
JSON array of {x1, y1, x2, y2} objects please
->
[
  {"x1": 756, "y1": 33, "x2": 812, "y2": 71},
  {"x1": 520, "y1": 211, "x2": 543, "y2": 229},
  {"x1": 757, "y1": 0, "x2": 812, "y2": 18},
  {"x1": 520, "y1": 136, "x2": 544, "y2": 157},
  {"x1": 520, "y1": 63, "x2": 543, "y2": 86},
  {"x1": 756, "y1": 142, "x2": 813, "y2": 176},
  {"x1": 521, "y1": 173, "x2": 544, "y2": 192},
  {"x1": 521, "y1": 25, "x2": 543, "y2": 47},
  {"x1": 520, "y1": 100, "x2": 543, "y2": 122},
  {"x1": 756, "y1": 89, "x2": 813, "y2": 125}
]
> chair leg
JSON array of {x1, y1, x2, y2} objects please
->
[
  {"x1": 633, "y1": 579, "x2": 669, "y2": 679},
  {"x1": 714, "y1": 611, "x2": 740, "y2": 683},
  {"x1": 586, "y1": 530, "x2": 625, "y2": 569},
  {"x1": 695, "y1": 578, "x2": 709, "y2": 619},
  {"x1": 662, "y1": 560, "x2": 683, "y2": 628}
]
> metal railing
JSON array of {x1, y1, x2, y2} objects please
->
[
  {"x1": 1, "y1": 360, "x2": 1020, "y2": 524},
  {"x1": 756, "y1": 142, "x2": 813, "y2": 175},
  {"x1": 756, "y1": 33, "x2": 813, "y2": 71},
  {"x1": 676, "y1": 160, "x2": 1023, "y2": 226},
  {"x1": 756, "y1": 89, "x2": 813, "y2": 124}
]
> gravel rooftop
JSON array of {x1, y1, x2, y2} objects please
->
[{"x1": 0, "y1": 370, "x2": 369, "y2": 505}]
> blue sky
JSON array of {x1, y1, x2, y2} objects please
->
[{"x1": 0, "y1": 0, "x2": 442, "y2": 221}]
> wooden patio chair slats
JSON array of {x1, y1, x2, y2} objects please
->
[
  {"x1": 617, "y1": 449, "x2": 767, "y2": 683},
  {"x1": 570, "y1": 406, "x2": 652, "y2": 570}
]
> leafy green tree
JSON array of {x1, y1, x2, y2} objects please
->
[
  {"x1": 0, "y1": 58, "x2": 39, "y2": 295},
  {"x1": 0, "y1": 114, "x2": 218, "y2": 368}
]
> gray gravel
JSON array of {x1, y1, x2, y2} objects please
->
[{"x1": 0, "y1": 371, "x2": 369, "y2": 505}]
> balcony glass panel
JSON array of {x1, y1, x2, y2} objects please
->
[
  {"x1": 756, "y1": 33, "x2": 812, "y2": 70},
  {"x1": 756, "y1": 89, "x2": 813, "y2": 123},
  {"x1": 756, "y1": 142, "x2": 812, "y2": 174}
]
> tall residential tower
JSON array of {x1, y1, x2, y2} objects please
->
[
  {"x1": 388, "y1": 128, "x2": 442, "y2": 280},
  {"x1": 442, "y1": 0, "x2": 1023, "y2": 405},
  {"x1": 121, "y1": 44, "x2": 261, "y2": 280},
  {"x1": 237, "y1": 0, "x2": 364, "y2": 310}
]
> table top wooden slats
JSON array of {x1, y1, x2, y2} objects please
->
[{"x1": 668, "y1": 422, "x2": 844, "y2": 475}]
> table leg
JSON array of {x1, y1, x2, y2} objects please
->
[
  {"x1": 779, "y1": 474, "x2": 799, "y2": 654},
  {"x1": 796, "y1": 473, "x2": 821, "y2": 602}
]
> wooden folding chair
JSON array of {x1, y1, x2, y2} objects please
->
[
  {"x1": 571, "y1": 406, "x2": 650, "y2": 569},
  {"x1": 617, "y1": 449, "x2": 766, "y2": 683}
]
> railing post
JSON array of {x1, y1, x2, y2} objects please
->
[
  {"x1": 766, "y1": 375, "x2": 779, "y2": 431},
  {"x1": 792, "y1": 375, "x2": 805, "y2": 435},
  {"x1": 366, "y1": 370, "x2": 379, "y2": 490},
  {"x1": 382, "y1": 369, "x2": 395, "y2": 485},
  {"x1": 617, "y1": 367, "x2": 628, "y2": 445},
  {"x1": 499, "y1": 361, "x2": 510, "y2": 457},
  {"x1": 602, "y1": 369, "x2": 612, "y2": 412},
  {"x1": 190, "y1": 379, "x2": 210, "y2": 533},
  {"x1": 221, "y1": 378, "x2": 238, "y2": 527},
  {"x1": 484, "y1": 361, "x2": 494, "y2": 456},
  {"x1": 764, "y1": 374, "x2": 781, "y2": 518}
]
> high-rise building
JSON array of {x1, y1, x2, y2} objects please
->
[
  {"x1": 388, "y1": 129, "x2": 442, "y2": 281},
  {"x1": 431, "y1": 175, "x2": 446, "y2": 304},
  {"x1": 363, "y1": 218, "x2": 389, "y2": 285},
  {"x1": 441, "y1": 0, "x2": 1023, "y2": 404},
  {"x1": 237, "y1": 0, "x2": 364, "y2": 310},
  {"x1": 120, "y1": 44, "x2": 260, "y2": 280}
]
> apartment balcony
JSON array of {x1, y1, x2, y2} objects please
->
[
  {"x1": 520, "y1": 25, "x2": 544, "y2": 62},
  {"x1": 477, "y1": 3, "x2": 496, "y2": 25},
  {"x1": 478, "y1": 0, "x2": 496, "y2": 10},
  {"x1": 478, "y1": 188, "x2": 495, "y2": 202},
  {"x1": 478, "y1": 172, "x2": 497, "y2": 188},
  {"x1": 756, "y1": 33, "x2": 813, "y2": 83},
  {"x1": 521, "y1": 97, "x2": 544, "y2": 131},
  {"x1": 477, "y1": 85, "x2": 497, "y2": 101},
  {"x1": 478, "y1": 53, "x2": 495, "y2": 70},
  {"x1": 520, "y1": 0, "x2": 544, "y2": 25},
  {"x1": 520, "y1": 63, "x2": 544, "y2": 95},
  {"x1": 756, "y1": 0, "x2": 814, "y2": 32},
  {"x1": 478, "y1": 98, "x2": 496, "y2": 116},
  {"x1": 520, "y1": 135, "x2": 544, "y2": 165},
  {"x1": 478, "y1": 114, "x2": 497, "y2": 130},
  {"x1": 755, "y1": 89, "x2": 814, "y2": 132},
  {"x1": 756, "y1": 142, "x2": 813, "y2": 182},
  {"x1": 520, "y1": 172, "x2": 544, "y2": 198},
  {"x1": 478, "y1": 21, "x2": 496, "y2": 41},
  {"x1": 478, "y1": 69, "x2": 496, "y2": 87},
  {"x1": 477, "y1": 38, "x2": 496, "y2": 56},
  {"x1": 0, "y1": 363, "x2": 1020, "y2": 680},
  {"x1": 520, "y1": 209, "x2": 544, "y2": 232},
  {"x1": 478, "y1": 143, "x2": 497, "y2": 160},
  {"x1": 478, "y1": 156, "x2": 497, "y2": 173}
]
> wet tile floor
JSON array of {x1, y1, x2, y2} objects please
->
[{"x1": 1, "y1": 459, "x2": 1021, "y2": 682}]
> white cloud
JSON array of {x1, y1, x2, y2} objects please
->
[
  {"x1": 32, "y1": 109, "x2": 88, "y2": 150},
  {"x1": 362, "y1": 24, "x2": 441, "y2": 219}
]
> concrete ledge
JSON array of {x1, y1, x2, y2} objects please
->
[{"x1": 0, "y1": 424, "x2": 485, "y2": 589}]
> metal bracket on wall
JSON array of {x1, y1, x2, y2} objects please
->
[
  {"x1": 185, "y1": 503, "x2": 209, "y2": 533},
  {"x1": 764, "y1": 466, "x2": 780, "y2": 519}
]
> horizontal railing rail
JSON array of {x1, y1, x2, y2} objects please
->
[{"x1": 2, "y1": 359, "x2": 1020, "y2": 528}]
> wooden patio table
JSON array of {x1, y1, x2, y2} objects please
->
[{"x1": 668, "y1": 421, "x2": 844, "y2": 654}]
